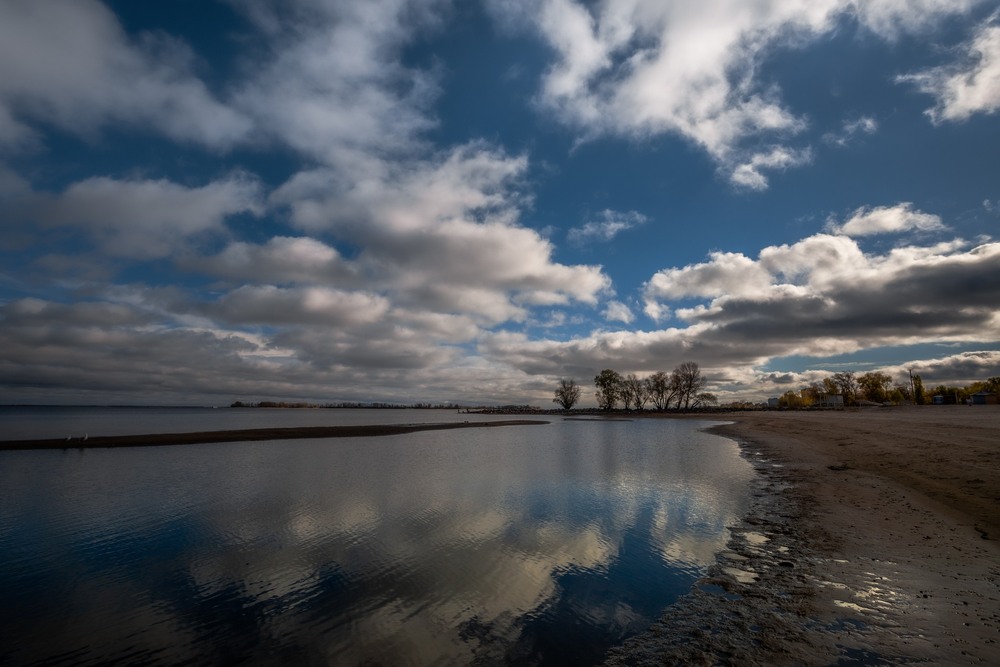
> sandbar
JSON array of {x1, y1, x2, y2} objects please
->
[
  {"x1": 0, "y1": 419, "x2": 550, "y2": 450},
  {"x1": 607, "y1": 406, "x2": 1000, "y2": 665}
]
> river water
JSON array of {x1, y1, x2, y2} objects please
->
[{"x1": 0, "y1": 408, "x2": 752, "y2": 666}]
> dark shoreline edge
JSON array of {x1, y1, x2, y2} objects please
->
[
  {"x1": 0, "y1": 420, "x2": 550, "y2": 450},
  {"x1": 603, "y1": 421, "x2": 824, "y2": 666}
]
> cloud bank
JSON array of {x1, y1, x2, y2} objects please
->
[{"x1": 0, "y1": 1, "x2": 998, "y2": 406}]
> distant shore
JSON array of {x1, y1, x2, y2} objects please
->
[
  {"x1": 0, "y1": 419, "x2": 550, "y2": 450},
  {"x1": 607, "y1": 406, "x2": 1000, "y2": 665}
]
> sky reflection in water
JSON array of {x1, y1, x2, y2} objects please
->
[{"x1": 0, "y1": 417, "x2": 753, "y2": 666}]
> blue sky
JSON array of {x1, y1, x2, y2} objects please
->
[{"x1": 1, "y1": 0, "x2": 999, "y2": 406}]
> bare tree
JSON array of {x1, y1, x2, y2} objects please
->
[
  {"x1": 552, "y1": 379, "x2": 582, "y2": 410},
  {"x1": 691, "y1": 392, "x2": 718, "y2": 408},
  {"x1": 672, "y1": 362, "x2": 706, "y2": 409},
  {"x1": 623, "y1": 373, "x2": 649, "y2": 410},
  {"x1": 645, "y1": 370, "x2": 678, "y2": 410}
]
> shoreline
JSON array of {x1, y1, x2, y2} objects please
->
[
  {"x1": 0, "y1": 419, "x2": 550, "y2": 450},
  {"x1": 606, "y1": 406, "x2": 1000, "y2": 665},
  {"x1": 5, "y1": 406, "x2": 998, "y2": 662}
]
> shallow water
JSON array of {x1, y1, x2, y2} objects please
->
[{"x1": 0, "y1": 410, "x2": 753, "y2": 666}]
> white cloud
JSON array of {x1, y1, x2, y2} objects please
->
[
  {"x1": 13, "y1": 175, "x2": 263, "y2": 258},
  {"x1": 211, "y1": 285, "x2": 390, "y2": 326},
  {"x1": 0, "y1": 0, "x2": 251, "y2": 149},
  {"x1": 272, "y1": 143, "x2": 611, "y2": 324},
  {"x1": 827, "y1": 203, "x2": 946, "y2": 237},
  {"x1": 898, "y1": 14, "x2": 1000, "y2": 122},
  {"x1": 568, "y1": 209, "x2": 648, "y2": 244},
  {"x1": 882, "y1": 350, "x2": 1000, "y2": 386},
  {"x1": 823, "y1": 116, "x2": 878, "y2": 147},
  {"x1": 642, "y1": 300, "x2": 670, "y2": 323},
  {"x1": 854, "y1": 0, "x2": 984, "y2": 39},
  {"x1": 190, "y1": 237, "x2": 356, "y2": 285},
  {"x1": 643, "y1": 251, "x2": 773, "y2": 303},
  {"x1": 603, "y1": 300, "x2": 634, "y2": 324},
  {"x1": 232, "y1": 0, "x2": 446, "y2": 164},
  {"x1": 729, "y1": 147, "x2": 813, "y2": 190},
  {"x1": 3, "y1": 233, "x2": 998, "y2": 405},
  {"x1": 615, "y1": 234, "x2": 1000, "y2": 393},
  {"x1": 758, "y1": 233, "x2": 868, "y2": 286},
  {"x1": 488, "y1": 0, "x2": 984, "y2": 188}
]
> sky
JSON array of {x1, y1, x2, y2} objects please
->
[{"x1": 1, "y1": 0, "x2": 999, "y2": 407}]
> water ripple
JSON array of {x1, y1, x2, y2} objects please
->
[{"x1": 0, "y1": 416, "x2": 753, "y2": 666}]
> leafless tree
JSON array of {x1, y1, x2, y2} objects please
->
[
  {"x1": 672, "y1": 361, "x2": 706, "y2": 409},
  {"x1": 645, "y1": 370, "x2": 679, "y2": 410},
  {"x1": 623, "y1": 373, "x2": 649, "y2": 410},
  {"x1": 552, "y1": 379, "x2": 582, "y2": 410}
]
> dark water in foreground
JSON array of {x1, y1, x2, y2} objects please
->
[{"x1": 0, "y1": 409, "x2": 753, "y2": 666}]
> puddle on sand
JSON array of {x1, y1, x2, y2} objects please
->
[
  {"x1": 722, "y1": 567, "x2": 759, "y2": 584},
  {"x1": 741, "y1": 531, "x2": 769, "y2": 546}
]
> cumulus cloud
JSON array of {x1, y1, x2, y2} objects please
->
[
  {"x1": 0, "y1": 294, "x2": 487, "y2": 404},
  {"x1": 884, "y1": 350, "x2": 1000, "y2": 386},
  {"x1": 211, "y1": 285, "x2": 390, "y2": 327},
  {"x1": 729, "y1": 147, "x2": 813, "y2": 191},
  {"x1": 603, "y1": 300, "x2": 634, "y2": 324},
  {"x1": 8, "y1": 175, "x2": 263, "y2": 259},
  {"x1": 488, "y1": 0, "x2": 983, "y2": 188},
  {"x1": 520, "y1": 235, "x2": 1000, "y2": 396},
  {"x1": 644, "y1": 252, "x2": 773, "y2": 304},
  {"x1": 232, "y1": 0, "x2": 447, "y2": 164},
  {"x1": 568, "y1": 209, "x2": 648, "y2": 244},
  {"x1": 188, "y1": 237, "x2": 356, "y2": 285},
  {"x1": 827, "y1": 203, "x2": 946, "y2": 237},
  {"x1": 271, "y1": 143, "x2": 610, "y2": 324},
  {"x1": 1, "y1": 2, "x2": 997, "y2": 408},
  {"x1": 4, "y1": 233, "x2": 998, "y2": 405},
  {"x1": 0, "y1": 0, "x2": 251, "y2": 150},
  {"x1": 898, "y1": 14, "x2": 1000, "y2": 122}
]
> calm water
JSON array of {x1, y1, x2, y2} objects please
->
[
  {"x1": 0, "y1": 406, "x2": 507, "y2": 440},
  {"x1": 0, "y1": 409, "x2": 753, "y2": 666}
]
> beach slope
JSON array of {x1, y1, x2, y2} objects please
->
[{"x1": 607, "y1": 406, "x2": 1000, "y2": 665}]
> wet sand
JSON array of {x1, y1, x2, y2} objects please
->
[
  {"x1": 0, "y1": 419, "x2": 550, "y2": 450},
  {"x1": 607, "y1": 406, "x2": 1000, "y2": 665}
]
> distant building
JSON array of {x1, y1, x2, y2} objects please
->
[
  {"x1": 815, "y1": 393, "x2": 844, "y2": 409},
  {"x1": 767, "y1": 397, "x2": 780, "y2": 408},
  {"x1": 971, "y1": 392, "x2": 998, "y2": 405}
]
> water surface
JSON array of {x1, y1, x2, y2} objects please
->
[{"x1": 0, "y1": 411, "x2": 752, "y2": 665}]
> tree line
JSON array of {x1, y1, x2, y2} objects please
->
[
  {"x1": 553, "y1": 362, "x2": 717, "y2": 411},
  {"x1": 773, "y1": 371, "x2": 1000, "y2": 408}
]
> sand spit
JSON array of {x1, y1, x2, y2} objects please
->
[
  {"x1": 0, "y1": 419, "x2": 550, "y2": 450},
  {"x1": 606, "y1": 406, "x2": 1000, "y2": 666}
]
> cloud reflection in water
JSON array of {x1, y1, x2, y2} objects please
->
[{"x1": 0, "y1": 418, "x2": 753, "y2": 666}]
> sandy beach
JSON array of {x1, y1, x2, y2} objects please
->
[{"x1": 607, "y1": 406, "x2": 1000, "y2": 665}]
